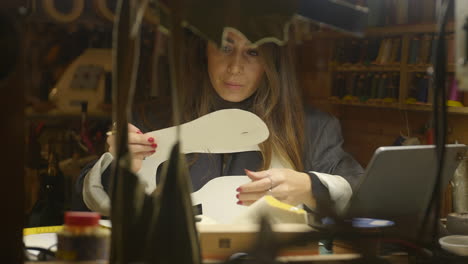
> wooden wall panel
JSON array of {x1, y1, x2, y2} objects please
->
[
  {"x1": 296, "y1": 39, "x2": 337, "y2": 114},
  {"x1": 337, "y1": 106, "x2": 426, "y2": 165},
  {"x1": 0, "y1": 11, "x2": 24, "y2": 263},
  {"x1": 447, "y1": 115, "x2": 468, "y2": 144},
  {"x1": 335, "y1": 106, "x2": 468, "y2": 166},
  {"x1": 0, "y1": 1, "x2": 27, "y2": 8}
]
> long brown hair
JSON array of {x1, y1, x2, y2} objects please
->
[{"x1": 180, "y1": 31, "x2": 305, "y2": 171}]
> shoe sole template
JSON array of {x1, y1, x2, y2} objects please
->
[{"x1": 138, "y1": 109, "x2": 270, "y2": 194}]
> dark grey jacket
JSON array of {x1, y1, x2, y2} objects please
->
[{"x1": 73, "y1": 106, "x2": 364, "y2": 216}]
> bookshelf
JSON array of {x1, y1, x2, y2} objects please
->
[
  {"x1": 325, "y1": 97, "x2": 468, "y2": 115},
  {"x1": 322, "y1": 22, "x2": 468, "y2": 114},
  {"x1": 301, "y1": 1, "x2": 468, "y2": 219}
]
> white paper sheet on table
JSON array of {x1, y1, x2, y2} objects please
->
[{"x1": 24, "y1": 233, "x2": 57, "y2": 258}]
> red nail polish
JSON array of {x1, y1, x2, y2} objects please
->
[
  {"x1": 237, "y1": 201, "x2": 242, "y2": 205},
  {"x1": 236, "y1": 187, "x2": 242, "y2": 192},
  {"x1": 236, "y1": 194, "x2": 239, "y2": 199},
  {"x1": 151, "y1": 143, "x2": 157, "y2": 148},
  {"x1": 136, "y1": 131, "x2": 142, "y2": 134},
  {"x1": 148, "y1": 137, "x2": 154, "y2": 143},
  {"x1": 150, "y1": 150, "x2": 156, "y2": 153}
]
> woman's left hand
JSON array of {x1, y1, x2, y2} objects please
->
[{"x1": 237, "y1": 168, "x2": 316, "y2": 208}]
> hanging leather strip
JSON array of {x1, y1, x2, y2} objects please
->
[{"x1": 42, "y1": 0, "x2": 84, "y2": 23}]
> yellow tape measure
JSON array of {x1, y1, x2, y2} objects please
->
[{"x1": 23, "y1": 226, "x2": 63, "y2": 236}]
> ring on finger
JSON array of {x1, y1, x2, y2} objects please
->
[{"x1": 267, "y1": 175, "x2": 274, "y2": 195}]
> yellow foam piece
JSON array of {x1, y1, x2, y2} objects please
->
[
  {"x1": 264, "y1": 195, "x2": 307, "y2": 215},
  {"x1": 234, "y1": 195, "x2": 308, "y2": 225},
  {"x1": 448, "y1": 100, "x2": 464, "y2": 107},
  {"x1": 24, "y1": 226, "x2": 63, "y2": 236}
]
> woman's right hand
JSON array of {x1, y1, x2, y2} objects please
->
[{"x1": 107, "y1": 123, "x2": 158, "y2": 173}]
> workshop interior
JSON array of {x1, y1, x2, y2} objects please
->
[{"x1": 2, "y1": 0, "x2": 468, "y2": 263}]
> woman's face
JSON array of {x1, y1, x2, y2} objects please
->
[{"x1": 207, "y1": 31, "x2": 265, "y2": 102}]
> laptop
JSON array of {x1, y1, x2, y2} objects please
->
[{"x1": 343, "y1": 144, "x2": 467, "y2": 237}]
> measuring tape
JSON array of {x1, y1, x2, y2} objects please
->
[{"x1": 23, "y1": 226, "x2": 63, "y2": 236}]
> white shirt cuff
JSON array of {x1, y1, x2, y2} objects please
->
[
  {"x1": 309, "y1": 171, "x2": 352, "y2": 214},
  {"x1": 82, "y1": 152, "x2": 113, "y2": 216}
]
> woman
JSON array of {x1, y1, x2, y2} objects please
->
[{"x1": 75, "y1": 29, "x2": 363, "y2": 216}]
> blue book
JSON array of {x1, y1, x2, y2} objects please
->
[
  {"x1": 416, "y1": 75, "x2": 430, "y2": 103},
  {"x1": 377, "y1": 74, "x2": 388, "y2": 99},
  {"x1": 367, "y1": 0, "x2": 385, "y2": 27},
  {"x1": 408, "y1": 37, "x2": 420, "y2": 64}
]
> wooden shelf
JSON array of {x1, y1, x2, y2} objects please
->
[
  {"x1": 328, "y1": 98, "x2": 468, "y2": 115},
  {"x1": 333, "y1": 64, "x2": 454, "y2": 73},
  {"x1": 366, "y1": 22, "x2": 454, "y2": 35},
  {"x1": 25, "y1": 107, "x2": 111, "y2": 120},
  {"x1": 407, "y1": 64, "x2": 433, "y2": 73},
  {"x1": 329, "y1": 98, "x2": 400, "y2": 109},
  {"x1": 403, "y1": 103, "x2": 468, "y2": 114},
  {"x1": 407, "y1": 64, "x2": 455, "y2": 73},
  {"x1": 334, "y1": 64, "x2": 401, "y2": 72},
  {"x1": 310, "y1": 22, "x2": 454, "y2": 39}
]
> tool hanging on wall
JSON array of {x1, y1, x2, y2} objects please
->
[
  {"x1": 49, "y1": 48, "x2": 111, "y2": 114},
  {"x1": 143, "y1": 1, "x2": 159, "y2": 25},
  {"x1": 41, "y1": 0, "x2": 85, "y2": 23},
  {"x1": 93, "y1": 0, "x2": 116, "y2": 22},
  {"x1": 93, "y1": 0, "x2": 159, "y2": 25},
  {"x1": 0, "y1": 13, "x2": 20, "y2": 81}
]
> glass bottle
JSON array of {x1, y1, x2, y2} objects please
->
[{"x1": 56, "y1": 211, "x2": 110, "y2": 261}]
